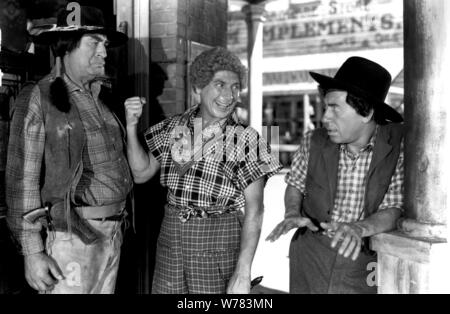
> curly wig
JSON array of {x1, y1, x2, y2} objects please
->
[{"x1": 190, "y1": 47, "x2": 247, "y2": 90}]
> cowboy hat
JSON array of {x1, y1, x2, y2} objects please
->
[
  {"x1": 31, "y1": 6, "x2": 127, "y2": 47},
  {"x1": 309, "y1": 56, "x2": 403, "y2": 123}
]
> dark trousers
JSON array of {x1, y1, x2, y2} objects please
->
[
  {"x1": 289, "y1": 228, "x2": 377, "y2": 294},
  {"x1": 0, "y1": 218, "x2": 29, "y2": 294}
]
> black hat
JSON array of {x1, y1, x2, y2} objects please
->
[
  {"x1": 30, "y1": 6, "x2": 127, "y2": 47},
  {"x1": 309, "y1": 56, "x2": 403, "y2": 123}
]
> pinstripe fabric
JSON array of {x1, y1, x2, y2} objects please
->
[
  {"x1": 152, "y1": 204, "x2": 242, "y2": 294},
  {"x1": 285, "y1": 127, "x2": 404, "y2": 223}
]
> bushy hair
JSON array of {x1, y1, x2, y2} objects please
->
[
  {"x1": 49, "y1": 33, "x2": 84, "y2": 112},
  {"x1": 190, "y1": 47, "x2": 247, "y2": 90},
  {"x1": 50, "y1": 32, "x2": 84, "y2": 58},
  {"x1": 319, "y1": 86, "x2": 379, "y2": 122},
  {"x1": 346, "y1": 93, "x2": 373, "y2": 118}
]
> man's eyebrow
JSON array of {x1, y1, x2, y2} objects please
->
[
  {"x1": 86, "y1": 34, "x2": 108, "y2": 42},
  {"x1": 212, "y1": 79, "x2": 240, "y2": 86}
]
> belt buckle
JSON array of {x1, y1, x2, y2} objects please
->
[{"x1": 178, "y1": 206, "x2": 209, "y2": 222}]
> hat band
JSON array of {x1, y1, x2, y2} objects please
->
[{"x1": 41, "y1": 24, "x2": 105, "y2": 33}]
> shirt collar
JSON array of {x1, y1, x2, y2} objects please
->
[
  {"x1": 340, "y1": 125, "x2": 378, "y2": 155},
  {"x1": 47, "y1": 66, "x2": 102, "y2": 97},
  {"x1": 182, "y1": 104, "x2": 241, "y2": 130},
  {"x1": 62, "y1": 73, "x2": 82, "y2": 93},
  {"x1": 62, "y1": 73, "x2": 103, "y2": 98}
]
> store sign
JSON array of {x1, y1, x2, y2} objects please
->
[
  {"x1": 228, "y1": 0, "x2": 403, "y2": 58},
  {"x1": 263, "y1": 68, "x2": 337, "y2": 86}
]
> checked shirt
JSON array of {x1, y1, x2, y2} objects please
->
[
  {"x1": 6, "y1": 74, "x2": 132, "y2": 255},
  {"x1": 145, "y1": 106, "x2": 282, "y2": 210},
  {"x1": 285, "y1": 127, "x2": 404, "y2": 223},
  {"x1": 146, "y1": 106, "x2": 282, "y2": 293}
]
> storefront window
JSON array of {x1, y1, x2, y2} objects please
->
[{"x1": 263, "y1": 92, "x2": 323, "y2": 168}]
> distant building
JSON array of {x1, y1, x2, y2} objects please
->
[{"x1": 228, "y1": 0, "x2": 404, "y2": 167}]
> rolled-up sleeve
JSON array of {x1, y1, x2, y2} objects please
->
[
  {"x1": 234, "y1": 127, "x2": 283, "y2": 191},
  {"x1": 144, "y1": 117, "x2": 176, "y2": 163},
  {"x1": 6, "y1": 84, "x2": 46, "y2": 255},
  {"x1": 378, "y1": 140, "x2": 404, "y2": 212},
  {"x1": 284, "y1": 132, "x2": 312, "y2": 193}
]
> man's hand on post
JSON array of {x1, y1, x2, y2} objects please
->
[
  {"x1": 265, "y1": 212, "x2": 318, "y2": 242},
  {"x1": 124, "y1": 96, "x2": 146, "y2": 127},
  {"x1": 320, "y1": 222, "x2": 365, "y2": 261},
  {"x1": 24, "y1": 252, "x2": 64, "y2": 292}
]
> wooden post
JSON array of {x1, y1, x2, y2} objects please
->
[
  {"x1": 401, "y1": 0, "x2": 450, "y2": 239},
  {"x1": 242, "y1": 3, "x2": 265, "y2": 133},
  {"x1": 116, "y1": 0, "x2": 150, "y2": 131},
  {"x1": 372, "y1": 0, "x2": 450, "y2": 293}
]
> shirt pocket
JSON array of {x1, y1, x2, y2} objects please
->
[{"x1": 84, "y1": 124, "x2": 111, "y2": 165}]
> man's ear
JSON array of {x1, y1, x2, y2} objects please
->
[
  {"x1": 363, "y1": 109, "x2": 375, "y2": 123},
  {"x1": 192, "y1": 86, "x2": 202, "y2": 105}
]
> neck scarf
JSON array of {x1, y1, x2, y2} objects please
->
[{"x1": 170, "y1": 105, "x2": 238, "y2": 176}]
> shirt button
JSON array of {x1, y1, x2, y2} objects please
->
[
  {"x1": 186, "y1": 185, "x2": 191, "y2": 189},
  {"x1": 124, "y1": 178, "x2": 128, "y2": 183}
]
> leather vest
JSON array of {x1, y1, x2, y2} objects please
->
[
  {"x1": 302, "y1": 124, "x2": 403, "y2": 222},
  {"x1": 37, "y1": 78, "x2": 86, "y2": 207}
]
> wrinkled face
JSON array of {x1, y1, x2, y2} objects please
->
[
  {"x1": 196, "y1": 70, "x2": 240, "y2": 125},
  {"x1": 66, "y1": 33, "x2": 108, "y2": 82},
  {"x1": 321, "y1": 90, "x2": 368, "y2": 145}
]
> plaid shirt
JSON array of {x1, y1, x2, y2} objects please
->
[
  {"x1": 285, "y1": 127, "x2": 404, "y2": 223},
  {"x1": 6, "y1": 74, "x2": 132, "y2": 255},
  {"x1": 144, "y1": 106, "x2": 282, "y2": 209},
  {"x1": 70, "y1": 78, "x2": 132, "y2": 206}
]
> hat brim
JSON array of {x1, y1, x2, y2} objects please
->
[
  {"x1": 33, "y1": 27, "x2": 128, "y2": 48},
  {"x1": 310, "y1": 72, "x2": 403, "y2": 123}
]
